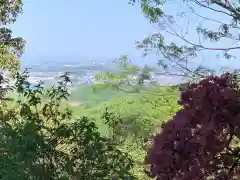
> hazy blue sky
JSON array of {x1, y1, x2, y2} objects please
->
[
  {"x1": 9, "y1": 0, "x2": 240, "y2": 70},
  {"x1": 10, "y1": 0, "x2": 156, "y2": 62}
]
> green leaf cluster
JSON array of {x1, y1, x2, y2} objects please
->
[{"x1": 0, "y1": 72, "x2": 136, "y2": 180}]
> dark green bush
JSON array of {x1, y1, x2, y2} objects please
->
[{"x1": 0, "y1": 71, "x2": 136, "y2": 180}]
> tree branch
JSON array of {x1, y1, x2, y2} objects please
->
[
  {"x1": 192, "y1": 0, "x2": 233, "y2": 17},
  {"x1": 164, "y1": 22, "x2": 240, "y2": 51},
  {"x1": 187, "y1": 4, "x2": 240, "y2": 30},
  {"x1": 211, "y1": 0, "x2": 240, "y2": 20}
]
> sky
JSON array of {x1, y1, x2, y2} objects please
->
[
  {"x1": 9, "y1": 0, "x2": 240, "y2": 70},
  {"x1": 10, "y1": 0, "x2": 157, "y2": 63}
]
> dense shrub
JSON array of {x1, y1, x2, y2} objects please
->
[
  {"x1": 0, "y1": 72, "x2": 136, "y2": 180},
  {"x1": 145, "y1": 73, "x2": 240, "y2": 180}
]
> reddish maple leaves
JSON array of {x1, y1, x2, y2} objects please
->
[{"x1": 145, "y1": 73, "x2": 240, "y2": 179}]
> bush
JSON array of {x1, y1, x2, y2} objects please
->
[
  {"x1": 145, "y1": 73, "x2": 240, "y2": 179},
  {"x1": 0, "y1": 72, "x2": 136, "y2": 180}
]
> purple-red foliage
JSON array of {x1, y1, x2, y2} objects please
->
[{"x1": 145, "y1": 73, "x2": 240, "y2": 180}]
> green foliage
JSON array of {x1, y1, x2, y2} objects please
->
[
  {"x1": 128, "y1": 0, "x2": 240, "y2": 83},
  {"x1": 0, "y1": 72, "x2": 136, "y2": 179},
  {"x1": 69, "y1": 85, "x2": 180, "y2": 179},
  {"x1": 72, "y1": 85, "x2": 180, "y2": 141},
  {"x1": 94, "y1": 55, "x2": 155, "y2": 94},
  {"x1": 68, "y1": 85, "x2": 128, "y2": 107},
  {"x1": 102, "y1": 86, "x2": 179, "y2": 140},
  {"x1": 0, "y1": 0, "x2": 25, "y2": 73},
  {"x1": 1, "y1": 0, "x2": 23, "y2": 24}
]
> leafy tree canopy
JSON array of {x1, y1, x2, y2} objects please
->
[
  {"x1": 122, "y1": 0, "x2": 240, "y2": 179},
  {"x1": 0, "y1": 72, "x2": 136, "y2": 180},
  {"x1": 145, "y1": 73, "x2": 240, "y2": 179},
  {"x1": 95, "y1": 0, "x2": 240, "y2": 93},
  {"x1": 0, "y1": 0, "x2": 25, "y2": 72},
  {"x1": 129, "y1": 0, "x2": 240, "y2": 82}
]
